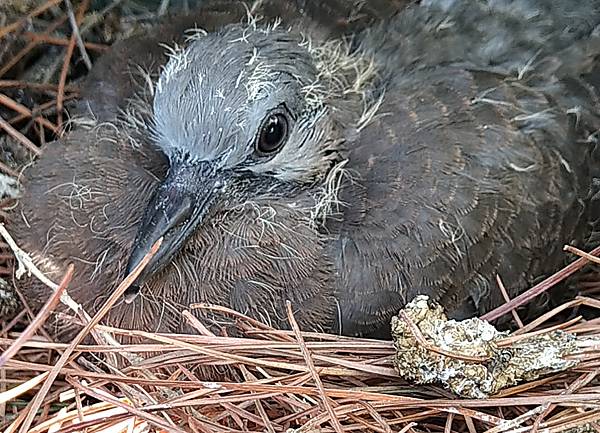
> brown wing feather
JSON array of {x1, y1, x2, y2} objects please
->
[{"x1": 335, "y1": 66, "x2": 595, "y2": 336}]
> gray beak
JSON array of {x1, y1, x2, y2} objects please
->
[{"x1": 124, "y1": 160, "x2": 220, "y2": 297}]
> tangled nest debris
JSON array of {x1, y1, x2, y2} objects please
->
[
  {"x1": 392, "y1": 296, "x2": 581, "y2": 399},
  {"x1": 2, "y1": 1, "x2": 600, "y2": 433}
]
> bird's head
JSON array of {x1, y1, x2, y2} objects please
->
[{"x1": 124, "y1": 20, "x2": 379, "y2": 290}]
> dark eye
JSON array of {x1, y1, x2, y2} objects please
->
[{"x1": 256, "y1": 112, "x2": 289, "y2": 155}]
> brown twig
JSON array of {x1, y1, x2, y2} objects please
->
[
  {"x1": 564, "y1": 244, "x2": 600, "y2": 265},
  {"x1": 0, "y1": 265, "x2": 73, "y2": 368},
  {"x1": 63, "y1": 0, "x2": 92, "y2": 70},
  {"x1": 0, "y1": 15, "x2": 68, "y2": 78},
  {"x1": 17, "y1": 237, "x2": 162, "y2": 433},
  {"x1": 0, "y1": 93, "x2": 59, "y2": 134},
  {"x1": 22, "y1": 32, "x2": 108, "y2": 52},
  {"x1": 532, "y1": 370, "x2": 598, "y2": 433},
  {"x1": 0, "y1": 0, "x2": 64, "y2": 40},
  {"x1": 56, "y1": 0, "x2": 89, "y2": 128},
  {"x1": 286, "y1": 301, "x2": 344, "y2": 433},
  {"x1": 182, "y1": 310, "x2": 216, "y2": 337},
  {"x1": 496, "y1": 274, "x2": 524, "y2": 328},
  {"x1": 481, "y1": 244, "x2": 600, "y2": 322},
  {"x1": 0, "y1": 80, "x2": 78, "y2": 93},
  {"x1": 67, "y1": 378, "x2": 185, "y2": 433},
  {"x1": 0, "y1": 114, "x2": 42, "y2": 156},
  {"x1": 8, "y1": 94, "x2": 77, "y2": 126}
]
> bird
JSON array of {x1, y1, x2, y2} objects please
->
[{"x1": 6, "y1": 0, "x2": 600, "y2": 341}]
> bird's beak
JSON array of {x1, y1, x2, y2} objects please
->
[{"x1": 124, "y1": 160, "x2": 220, "y2": 297}]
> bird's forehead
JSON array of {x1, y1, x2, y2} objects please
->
[{"x1": 156, "y1": 25, "x2": 317, "y2": 104}]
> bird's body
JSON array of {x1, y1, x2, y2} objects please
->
[{"x1": 7, "y1": 0, "x2": 600, "y2": 339}]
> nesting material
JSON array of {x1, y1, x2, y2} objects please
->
[
  {"x1": 0, "y1": 277, "x2": 17, "y2": 317},
  {"x1": 391, "y1": 295, "x2": 578, "y2": 398}
]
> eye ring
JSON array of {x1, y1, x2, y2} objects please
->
[{"x1": 255, "y1": 110, "x2": 289, "y2": 155}]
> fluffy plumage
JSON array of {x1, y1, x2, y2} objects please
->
[{"x1": 8, "y1": 0, "x2": 600, "y2": 339}]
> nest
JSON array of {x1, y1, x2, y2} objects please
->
[{"x1": 1, "y1": 1, "x2": 600, "y2": 432}]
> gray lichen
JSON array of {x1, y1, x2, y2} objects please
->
[
  {"x1": 561, "y1": 425, "x2": 597, "y2": 433},
  {"x1": 0, "y1": 277, "x2": 18, "y2": 317},
  {"x1": 0, "y1": 173, "x2": 20, "y2": 200},
  {"x1": 391, "y1": 295, "x2": 578, "y2": 398}
]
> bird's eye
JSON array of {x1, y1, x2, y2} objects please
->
[{"x1": 256, "y1": 112, "x2": 289, "y2": 155}]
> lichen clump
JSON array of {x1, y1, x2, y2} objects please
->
[{"x1": 391, "y1": 295, "x2": 578, "y2": 398}]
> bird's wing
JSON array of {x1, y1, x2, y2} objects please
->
[
  {"x1": 336, "y1": 65, "x2": 598, "y2": 336},
  {"x1": 334, "y1": 0, "x2": 600, "y2": 336},
  {"x1": 360, "y1": 0, "x2": 600, "y2": 78}
]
